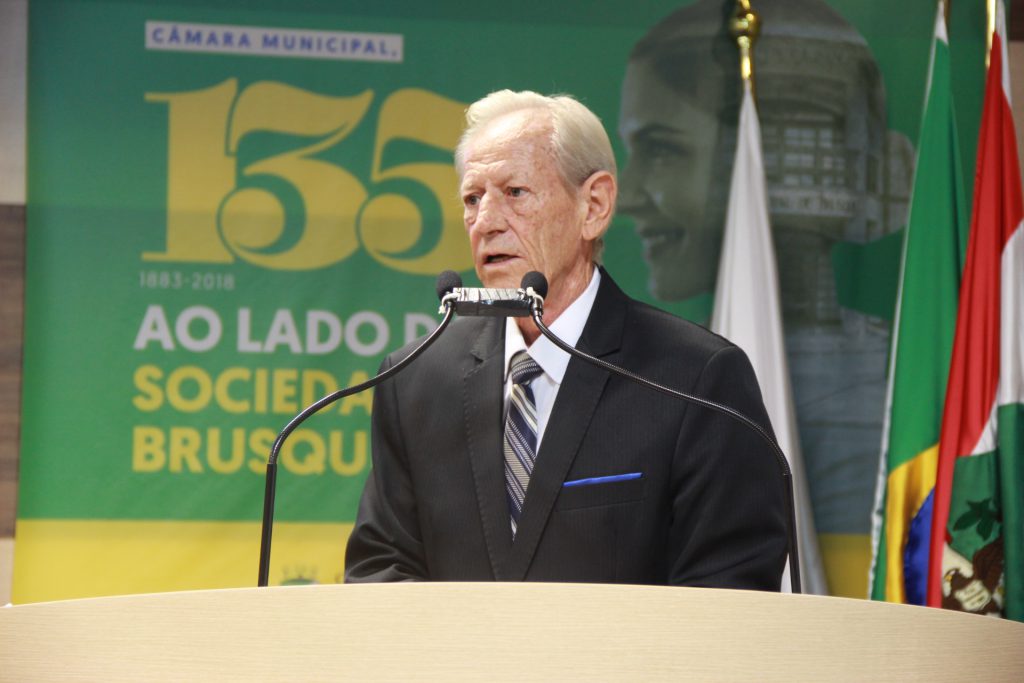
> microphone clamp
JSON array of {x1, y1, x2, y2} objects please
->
[{"x1": 439, "y1": 286, "x2": 544, "y2": 318}]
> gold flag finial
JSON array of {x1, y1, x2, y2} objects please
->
[
  {"x1": 986, "y1": 0, "x2": 996, "y2": 69},
  {"x1": 730, "y1": 0, "x2": 761, "y2": 86}
]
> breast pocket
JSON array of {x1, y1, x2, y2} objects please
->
[{"x1": 554, "y1": 473, "x2": 646, "y2": 511}]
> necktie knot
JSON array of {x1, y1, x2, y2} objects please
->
[{"x1": 510, "y1": 351, "x2": 543, "y2": 386}]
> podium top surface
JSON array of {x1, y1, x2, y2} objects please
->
[{"x1": 2, "y1": 582, "x2": 1023, "y2": 682}]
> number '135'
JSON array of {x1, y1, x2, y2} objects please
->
[{"x1": 144, "y1": 79, "x2": 470, "y2": 273}]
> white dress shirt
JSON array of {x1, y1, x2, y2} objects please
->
[{"x1": 503, "y1": 268, "x2": 601, "y2": 450}]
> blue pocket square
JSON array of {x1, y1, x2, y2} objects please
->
[{"x1": 562, "y1": 472, "x2": 643, "y2": 488}]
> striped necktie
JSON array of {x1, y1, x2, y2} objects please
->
[{"x1": 503, "y1": 351, "x2": 543, "y2": 538}]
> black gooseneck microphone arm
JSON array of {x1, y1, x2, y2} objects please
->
[
  {"x1": 521, "y1": 272, "x2": 801, "y2": 594},
  {"x1": 257, "y1": 277, "x2": 461, "y2": 587}
]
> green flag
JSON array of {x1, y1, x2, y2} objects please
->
[{"x1": 869, "y1": 2, "x2": 967, "y2": 605}]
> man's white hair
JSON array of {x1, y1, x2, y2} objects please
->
[{"x1": 454, "y1": 90, "x2": 618, "y2": 190}]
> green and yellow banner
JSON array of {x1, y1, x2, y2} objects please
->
[{"x1": 15, "y1": 0, "x2": 986, "y2": 602}]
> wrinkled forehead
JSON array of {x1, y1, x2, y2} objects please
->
[{"x1": 462, "y1": 109, "x2": 555, "y2": 167}]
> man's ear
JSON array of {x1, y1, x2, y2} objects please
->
[{"x1": 580, "y1": 171, "x2": 617, "y2": 241}]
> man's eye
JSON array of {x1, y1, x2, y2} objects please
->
[
  {"x1": 508, "y1": 187, "x2": 525, "y2": 198},
  {"x1": 464, "y1": 194, "x2": 480, "y2": 207}
]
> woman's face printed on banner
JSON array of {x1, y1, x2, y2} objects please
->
[{"x1": 618, "y1": 57, "x2": 725, "y2": 303}]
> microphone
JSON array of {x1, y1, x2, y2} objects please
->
[
  {"x1": 519, "y1": 271, "x2": 802, "y2": 594},
  {"x1": 257, "y1": 272, "x2": 460, "y2": 587},
  {"x1": 520, "y1": 270, "x2": 548, "y2": 299},
  {"x1": 436, "y1": 270, "x2": 463, "y2": 300}
]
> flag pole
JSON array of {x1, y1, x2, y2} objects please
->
[{"x1": 720, "y1": 0, "x2": 808, "y2": 595}]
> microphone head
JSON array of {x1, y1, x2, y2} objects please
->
[
  {"x1": 436, "y1": 270, "x2": 463, "y2": 301},
  {"x1": 521, "y1": 271, "x2": 548, "y2": 299}
]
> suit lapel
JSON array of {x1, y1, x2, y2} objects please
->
[
  {"x1": 462, "y1": 317, "x2": 515, "y2": 579},
  {"x1": 504, "y1": 271, "x2": 628, "y2": 580}
]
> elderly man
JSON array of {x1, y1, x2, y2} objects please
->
[{"x1": 344, "y1": 90, "x2": 786, "y2": 587}]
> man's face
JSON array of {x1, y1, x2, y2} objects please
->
[
  {"x1": 618, "y1": 58, "x2": 724, "y2": 301},
  {"x1": 460, "y1": 110, "x2": 591, "y2": 296}
]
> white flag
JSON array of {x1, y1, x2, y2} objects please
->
[{"x1": 710, "y1": 80, "x2": 828, "y2": 595}]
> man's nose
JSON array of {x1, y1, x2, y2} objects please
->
[{"x1": 473, "y1": 192, "x2": 506, "y2": 234}]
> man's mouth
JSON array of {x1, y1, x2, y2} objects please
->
[{"x1": 484, "y1": 254, "x2": 517, "y2": 264}]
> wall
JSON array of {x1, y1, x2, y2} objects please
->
[{"x1": 0, "y1": 0, "x2": 27, "y2": 606}]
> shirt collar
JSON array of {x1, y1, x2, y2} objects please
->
[{"x1": 504, "y1": 267, "x2": 601, "y2": 384}]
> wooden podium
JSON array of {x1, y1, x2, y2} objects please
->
[{"x1": 2, "y1": 583, "x2": 1022, "y2": 681}]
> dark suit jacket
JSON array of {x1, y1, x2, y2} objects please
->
[{"x1": 345, "y1": 272, "x2": 787, "y2": 588}]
